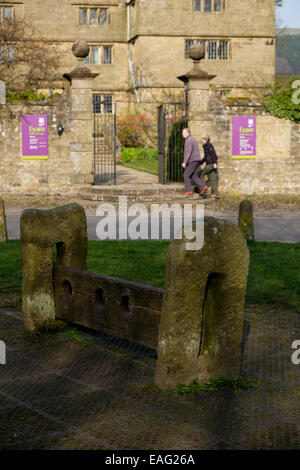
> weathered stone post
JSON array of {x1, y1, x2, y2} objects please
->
[
  {"x1": 21, "y1": 203, "x2": 87, "y2": 331},
  {"x1": 155, "y1": 217, "x2": 249, "y2": 391},
  {"x1": 238, "y1": 199, "x2": 255, "y2": 241},
  {"x1": 0, "y1": 199, "x2": 7, "y2": 242},
  {"x1": 64, "y1": 41, "x2": 99, "y2": 185},
  {"x1": 178, "y1": 45, "x2": 216, "y2": 141}
]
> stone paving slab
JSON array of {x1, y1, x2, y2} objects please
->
[{"x1": 0, "y1": 307, "x2": 299, "y2": 450}]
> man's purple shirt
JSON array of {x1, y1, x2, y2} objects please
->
[{"x1": 183, "y1": 135, "x2": 201, "y2": 164}]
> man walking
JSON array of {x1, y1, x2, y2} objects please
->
[{"x1": 182, "y1": 128, "x2": 208, "y2": 196}]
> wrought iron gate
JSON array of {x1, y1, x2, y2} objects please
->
[
  {"x1": 93, "y1": 102, "x2": 117, "y2": 185},
  {"x1": 158, "y1": 102, "x2": 187, "y2": 184}
]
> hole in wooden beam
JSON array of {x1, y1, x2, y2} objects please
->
[
  {"x1": 62, "y1": 279, "x2": 72, "y2": 296},
  {"x1": 121, "y1": 295, "x2": 132, "y2": 318},
  {"x1": 95, "y1": 288, "x2": 106, "y2": 307}
]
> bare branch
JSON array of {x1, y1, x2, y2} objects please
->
[{"x1": 0, "y1": 15, "x2": 59, "y2": 93}]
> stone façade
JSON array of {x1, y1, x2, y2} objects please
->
[{"x1": 9, "y1": 0, "x2": 275, "y2": 109}]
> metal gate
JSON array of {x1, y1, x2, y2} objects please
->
[
  {"x1": 158, "y1": 102, "x2": 187, "y2": 184},
  {"x1": 93, "y1": 103, "x2": 117, "y2": 185}
]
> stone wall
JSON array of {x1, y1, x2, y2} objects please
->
[
  {"x1": 1, "y1": 90, "x2": 300, "y2": 196},
  {"x1": 201, "y1": 94, "x2": 300, "y2": 195},
  {"x1": 0, "y1": 87, "x2": 94, "y2": 195}
]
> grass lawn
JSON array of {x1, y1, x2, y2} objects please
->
[
  {"x1": 0, "y1": 240, "x2": 299, "y2": 312},
  {"x1": 121, "y1": 159, "x2": 158, "y2": 176}
]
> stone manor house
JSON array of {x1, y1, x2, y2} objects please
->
[{"x1": 3, "y1": 0, "x2": 276, "y2": 114}]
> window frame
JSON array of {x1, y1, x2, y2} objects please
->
[
  {"x1": 103, "y1": 94, "x2": 113, "y2": 114},
  {"x1": 0, "y1": 42, "x2": 16, "y2": 63},
  {"x1": 0, "y1": 5, "x2": 14, "y2": 22},
  {"x1": 79, "y1": 8, "x2": 88, "y2": 25},
  {"x1": 91, "y1": 45, "x2": 101, "y2": 64},
  {"x1": 92, "y1": 94, "x2": 113, "y2": 114},
  {"x1": 193, "y1": 0, "x2": 223, "y2": 12},
  {"x1": 84, "y1": 45, "x2": 113, "y2": 65},
  {"x1": 6, "y1": 43, "x2": 16, "y2": 61},
  {"x1": 79, "y1": 7, "x2": 109, "y2": 26},
  {"x1": 99, "y1": 8, "x2": 108, "y2": 25},
  {"x1": 194, "y1": 0, "x2": 201, "y2": 12},
  {"x1": 218, "y1": 40, "x2": 228, "y2": 60},
  {"x1": 103, "y1": 45, "x2": 112, "y2": 65},
  {"x1": 207, "y1": 40, "x2": 217, "y2": 60},
  {"x1": 185, "y1": 38, "x2": 229, "y2": 61}
]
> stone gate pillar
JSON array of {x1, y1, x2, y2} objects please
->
[
  {"x1": 64, "y1": 42, "x2": 99, "y2": 185},
  {"x1": 178, "y1": 46, "x2": 216, "y2": 142}
]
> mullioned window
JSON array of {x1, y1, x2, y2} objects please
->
[
  {"x1": 185, "y1": 39, "x2": 229, "y2": 60},
  {"x1": 194, "y1": 0, "x2": 223, "y2": 12}
]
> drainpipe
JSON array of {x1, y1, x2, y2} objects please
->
[{"x1": 126, "y1": 0, "x2": 140, "y2": 103}]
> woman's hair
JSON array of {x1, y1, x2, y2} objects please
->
[{"x1": 202, "y1": 135, "x2": 210, "y2": 142}]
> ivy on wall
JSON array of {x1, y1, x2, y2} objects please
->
[
  {"x1": 6, "y1": 90, "x2": 51, "y2": 102},
  {"x1": 263, "y1": 77, "x2": 300, "y2": 122}
]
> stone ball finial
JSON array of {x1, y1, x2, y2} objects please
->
[
  {"x1": 72, "y1": 40, "x2": 90, "y2": 59},
  {"x1": 188, "y1": 44, "x2": 205, "y2": 62}
]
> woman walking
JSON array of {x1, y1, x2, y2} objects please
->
[{"x1": 199, "y1": 135, "x2": 220, "y2": 200}]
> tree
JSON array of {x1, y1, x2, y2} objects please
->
[
  {"x1": 275, "y1": 0, "x2": 287, "y2": 40},
  {"x1": 276, "y1": 35, "x2": 300, "y2": 75},
  {"x1": 0, "y1": 15, "x2": 59, "y2": 94}
]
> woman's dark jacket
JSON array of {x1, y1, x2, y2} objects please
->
[{"x1": 200, "y1": 142, "x2": 218, "y2": 165}]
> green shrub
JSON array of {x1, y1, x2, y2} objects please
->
[
  {"x1": 121, "y1": 147, "x2": 158, "y2": 163},
  {"x1": 144, "y1": 148, "x2": 158, "y2": 160},
  {"x1": 6, "y1": 89, "x2": 51, "y2": 102},
  {"x1": 117, "y1": 113, "x2": 156, "y2": 147},
  {"x1": 166, "y1": 120, "x2": 187, "y2": 182},
  {"x1": 263, "y1": 76, "x2": 300, "y2": 122},
  {"x1": 121, "y1": 147, "x2": 140, "y2": 163}
]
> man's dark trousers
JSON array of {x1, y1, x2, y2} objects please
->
[{"x1": 184, "y1": 161, "x2": 206, "y2": 192}]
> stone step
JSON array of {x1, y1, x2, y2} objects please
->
[
  {"x1": 80, "y1": 184, "x2": 182, "y2": 193},
  {"x1": 78, "y1": 194, "x2": 208, "y2": 205},
  {"x1": 78, "y1": 192, "x2": 186, "y2": 203},
  {"x1": 77, "y1": 184, "x2": 184, "y2": 200}
]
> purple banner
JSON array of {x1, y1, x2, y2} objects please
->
[
  {"x1": 22, "y1": 114, "x2": 48, "y2": 159},
  {"x1": 232, "y1": 116, "x2": 256, "y2": 159}
]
